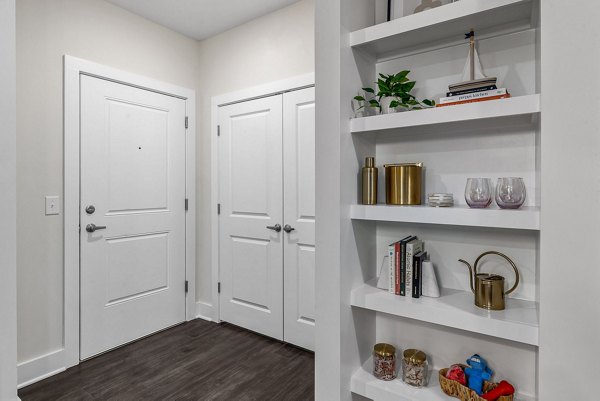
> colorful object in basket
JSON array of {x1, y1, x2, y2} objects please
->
[
  {"x1": 465, "y1": 354, "x2": 493, "y2": 395},
  {"x1": 446, "y1": 364, "x2": 467, "y2": 385},
  {"x1": 481, "y1": 381, "x2": 515, "y2": 401}
]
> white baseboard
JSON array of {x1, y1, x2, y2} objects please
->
[
  {"x1": 195, "y1": 301, "x2": 215, "y2": 322},
  {"x1": 17, "y1": 349, "x2": 65, "y2": 389}
]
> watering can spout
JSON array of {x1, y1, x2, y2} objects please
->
[{"x1": 458, "y1": 259, "x2": 476, "y2": 293}]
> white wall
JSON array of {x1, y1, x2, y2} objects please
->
[
  {"x1": 0, "y1": 0, "x2": 18, "y2": 399},
  {"x1": 539, "y1": 2, "x2": 600, "y2": 400},
  {"x1": 16, "y1": 0, "x2": 314, "y2": 384},
  {"x1": 195, "y1": 0, "x2": 315, "y2": 311},
  {"x1": 16, "y1": 0, "x2": 199, "y2": 366}
]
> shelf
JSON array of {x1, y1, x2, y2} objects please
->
[
  {"x1": 351, "y1": 280, "x2": 539, "y2": 346},
  {"x1": 351, "y1": 358, "x2": 537, "y2": 401},
  {"x1": 350, "y1": 0, "x2": 535, "y2": 60},
  {"x1": 351, "y1": 359, "x2": 446, "y2": 401},
  {"x1": 350, "y1": 205, "x2": 540, "y2": 231},
  {"x1": 350, "y1": 95, "x2": 540, "y2": 134}
]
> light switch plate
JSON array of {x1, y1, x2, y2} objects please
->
[{"x1": 45, "y1": 196, "x2": 60, "y2": 215}]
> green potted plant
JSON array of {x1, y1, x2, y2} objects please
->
[{"x1": 353, "y1": 70, "x2": 435, "y2": 116}]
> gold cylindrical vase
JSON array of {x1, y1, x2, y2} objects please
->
[
  {"x1": 362, "y1": 157, "x2": 378, "y2": 205},
  {"x1": 384, "y1": 163, "x2": 423, "y2": 205}
]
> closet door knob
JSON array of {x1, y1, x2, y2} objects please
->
[
  {"x1": 266, "y1": 224, "x2": 282, "y2": 233},
  {"x1": 283, "y1": 224, "x2": 295, "y2": 233}
]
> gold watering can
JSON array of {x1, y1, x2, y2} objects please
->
[{"x1": 458, "y1": 251, "x2": 520, "y2": 311}]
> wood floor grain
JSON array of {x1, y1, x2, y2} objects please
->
[{"x1": 19, "y1": 320, "x2": 315, "y2": 401}]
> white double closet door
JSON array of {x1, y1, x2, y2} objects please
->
[{"x1": 218, "y1": 87, "x2": 315, "y2": 350}]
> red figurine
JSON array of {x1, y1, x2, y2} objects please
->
[
  {"x1": 481, "y1": 380, "x2": 515, "y2": 401},
  {"x1": 445, "y1": 364, "x2": 467, "y2": 385}
]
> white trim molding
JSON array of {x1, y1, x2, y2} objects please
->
[
  {"x1": 210, "y1": 73, "x2": 315, "y2": 324},
  {"x1": 195, "y1": 302, "x2": 215, "y2": 322},
  {"x1": 17, "y1": 349, "x2": 66, "y2": 389},
  {"x1": 63, "y1": 55, "x2": 196, "y2": 370},
  {"x1": 0, "y1": 0, "x2": 19, "y2": 399}
]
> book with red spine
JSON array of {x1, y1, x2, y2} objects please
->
[{"x1": 435, "y1": 94, "x2": 511, "y2": 108}]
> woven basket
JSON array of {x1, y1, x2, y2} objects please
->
[{"x1": 439, "y1": 365, "x2": 513, "y2": 401}]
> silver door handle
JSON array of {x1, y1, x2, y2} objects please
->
[
  {"x1": 86, "y1": 224, "x2": 107, "y2": 233},
  {"x1": 283, "y1": 224, "x2": 295, "y2": 233},
  {"x1": 266, "y1": 224, "x2": 282, "y2": 233}
]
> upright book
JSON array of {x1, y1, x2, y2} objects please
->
[
  {"x1": 399, "y1": 235, "x2": 416, "y2": 296},
  {"x1": 405, "y1": 238, "x2": 423, "y2": 299},
  {"x1": 412, "y1": 251, "x2": 428, "y2": 299},
  {"x1": 388, "y1": 241, "x2": 397, "y2": 294}
]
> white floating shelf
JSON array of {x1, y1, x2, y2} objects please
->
[
  {"x1": 350, "y1": 95, "x2": 540, "y2": 134},
  {"x1": 351, "y1": 281, "x2": 539, "y2": 346},
  {"x1": 350, "y1": 0, "x2": 535, "y2": 59},
  {"x1": 350, "y1": 204, "x2": 540, "y2": 231},
  {"x1": 352, "y1": 359, "x2": 446, "y2": 401},
  {"x1": 352, "y1": 358, "x2": 537, "y2": 401}
]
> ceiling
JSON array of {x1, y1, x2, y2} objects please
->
[{"x1": 106, "y1": 0, "x2": 302, "y2": 41}]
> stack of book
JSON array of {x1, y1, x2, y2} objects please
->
[
  {"x1": 388, "y1": 236, "x2": 428, "y2": 299},
  {"x1": 436, "y1": 77, "x2": 510, "y2": 108}
]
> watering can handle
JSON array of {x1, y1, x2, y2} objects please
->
[{"x1": 473, "y1": 251, "x2": 520, "y2": 295}]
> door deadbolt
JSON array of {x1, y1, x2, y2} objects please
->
[{"x1": 85, "y1": 205, "x2": 96, "y2": 214}]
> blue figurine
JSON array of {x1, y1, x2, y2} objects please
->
[{"x1": 465, "y1": 354, "x2": 493, "y2": 395}]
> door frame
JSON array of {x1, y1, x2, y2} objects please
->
[
  {"x1": 64, "y1": 55, "x2": 196, "y2": 368},
  {"x1": 210, "y1": 73, "x2": 314, "y2": 323}
]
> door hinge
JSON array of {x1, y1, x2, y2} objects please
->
[
  {"x1": 185, "y1": 198, "x2": 189, "y2": 211},
  {"x1": 217, "y1": 125, "x2": 220, "y2": 136},
  {"x1": 217, "y1": 203, "x2": 221, "y2": 215},
  {"x1": 185, "y1": 116, "x2": 189, "y2": 129},
  {"x1": 218, "y1": 282, "x2": 221, "y2": 294},
  {"x1": 185, "y1": 280, "x2": 189, "y2": 293}
]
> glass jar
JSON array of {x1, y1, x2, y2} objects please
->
[
  {"x1": 402, "y1": 349, "x2": 428, "y2": 387},
  {"x1": 373, "y1": 343, "x2": 396, "y2": 380}
]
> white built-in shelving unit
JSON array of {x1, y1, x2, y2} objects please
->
[{"x1": 316, "y1": 0, "x2": 542, "y2": 400}]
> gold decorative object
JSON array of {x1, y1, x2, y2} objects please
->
[
  {"x1": 384, "y1": 163, "x2": 423, "y2": 205},
  {"x1": 439, "y1": 366, "x2": 514, "y2": 401},
  {"x1": 458, "y1": 251, "x2": 520, "y2": 311},
  {"x1": 361, "y1": 157, "x2": 378, "y2": 205}
]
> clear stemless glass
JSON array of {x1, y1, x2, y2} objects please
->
[
  {"x1": 465, "y1": 178, "x2": 493, "y2": 208},
  {"x1": 495, "y1": 177, "x2": 526, "y2": 209}
]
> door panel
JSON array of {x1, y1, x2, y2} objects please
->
[
  {"x1": 283, "y1": 87, "x2": 316, "y2": 351},
  {"x1": 80, "y1": 75, "x2": 186, "y2": 360},
  {"x1": 219, "y1": 96, "x2": 284, "y2": 340}
]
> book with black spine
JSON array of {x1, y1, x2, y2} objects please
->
[
  {"x1": 446, "y1": 85, "x2": 497, "y2": 97},
  {"x1": 412, "y1": 251, "x2": 428, "y2": 298},
  {"x1": 405, "y1": 238, "x2": 423, "y2": 299}
]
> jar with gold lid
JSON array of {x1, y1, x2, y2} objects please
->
[
  {"x1": 373, "y1": 343, "x2": 396, "y2": 380},
  {"x1": 402, "y1": 349, "x2": 428, "y2": 387}
]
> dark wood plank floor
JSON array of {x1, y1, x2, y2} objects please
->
[{"x1": 19, "y1": 320, "x2": 315, "y2": 401}]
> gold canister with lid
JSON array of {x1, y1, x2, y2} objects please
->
[
  {"x1": 373, "y1": 343, "x2": 396, "y2": 381},
  {"x1": 384, "y1": 163, "x2": 423, "y2": 205},
  {"x1": 402, "y1": 349, "x2": 428, "y2": 387}
]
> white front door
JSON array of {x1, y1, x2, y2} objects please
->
[
  {"x1": 80, "y1": 75, "x2": 187, "y2": 359},
  {"x1": 283, "y1": 87, "x2": 316, "y2": 351},
  {"x1": 218, "y1": 95, "x2": 284, "y2": 340}
]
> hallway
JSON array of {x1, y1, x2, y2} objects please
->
[{"x1": 19, "y1": 320, "x2": 315, "y2": 401}]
